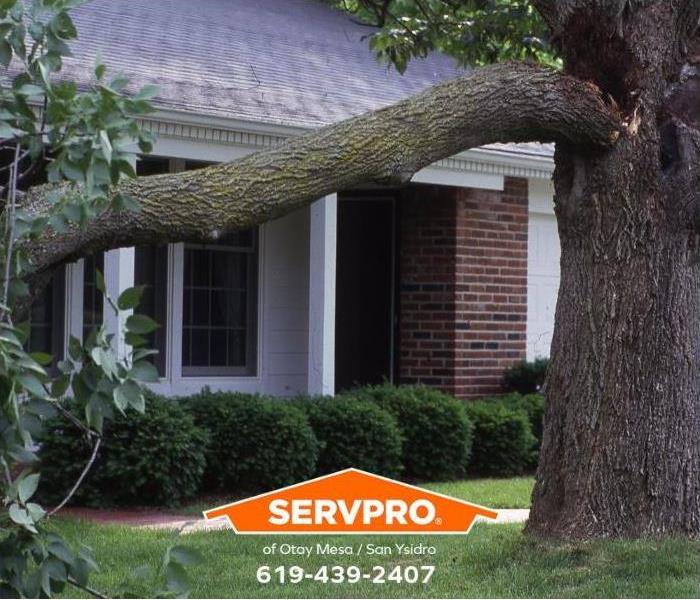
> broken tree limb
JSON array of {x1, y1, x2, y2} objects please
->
[{"x1": 25, "y1": 61, "x2": 620, "y2": 277}]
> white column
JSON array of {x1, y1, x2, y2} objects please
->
[
  {"x1": 65, "y1": 260, "x2": 84, "y2": 349},
  {"x1": 103, "y1": 247, "x2": 135, "y2": 359},
  {"x1": 307, "y1": 194, "x2": 337, "y2": 396}
]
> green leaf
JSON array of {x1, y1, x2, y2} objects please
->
[
  {"x1": 17, "y1": 472, "x2": 39, "y2": 503},
  {"x1": 117, "y1": 286, "x2": 144, "y2": 311},
  {"x1": 0, "y1": 39, "x2": 12, "y2": 66},
  {"x1": 94, "y1": 58, "x2": 105, "y2": 80},
  {"x1": 51, "y1": 373, "x2": 71, "y2": 397},
  {"x1": 125, "y1": 314, "x2": 158, "y2": 335},
  {"x1": 26, "y1": 502, "x2": 46, "y2": 522},
  {"x1": 99, "y1": 129, "x2": 112, "y2": 163},
  {"x1": 91, "y1": 346, "x2": 118, "y2": 380},
  {"x1": 30, "y1": 352, "x2": 53, "y2": 366},
  {"x1": 112, "y1": 191, "x2": 140, "y2": 212},
  {"x1": 95, "y1": 269, "x2": 105, "y2": 294},
  {"x1": 60, "y1": 160, "x2": 84, "y2": 182},
  {"x1": 16, "y1": 84, "x2": 44, "y2": 97},
  {"x1": 18, "y1": 373, "x2": 48, "y2": 399},
  {"x1": 134, "y1": 84, "x2": 158, "y2": 101},
  {"x1": 129, "y1": 360, "x2": 158, "y2": 383},
  {"x1": 0, "y1": 120, "x2": 17, "y2": 139},
  {"x1": 165, "y1": 561, "x2": 189, "y2": 595},
  {"x1": 124, "y1": 331, "x2": 148, "y2": 348},
  {"x1": 109, "y1": 73, "x2": 129, "y2": 91},
  {"x1": 9, "y1": 503, "x2": 36, "y2": 531},
  {"x1": 48, "y1": 541, "x2": 76, "y2": 567},
  {"x1": 113, "y1": 380, "x2": 141, "y2": 412},
  {"x1": 85, "y1": 398, "x2": 103, "y2": 433},
  {"x1": 169, "y1": 545, "x2": 203, "y2": 567},
  {"x1": 68, "y1": 336, "x2": 83, "y2": 361}
]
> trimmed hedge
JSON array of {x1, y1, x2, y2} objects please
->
[
  {"x1": 502, "y1": 358, "x2": 549, "y2": 394},
  {"x1": 182, "y1": 390, "x2": 319, "y2": 493},
  {"x1": 463, "y1": 400, "x2": 537, "y2": 476},
  {"x1": 38, "y1": 393, "x2": 207, "y2": 507},
  {"x1": 502, "y1": 393, "x2": 545, "y2": 444},
  {"x1": 297, "y1": 396, "x2": 403, "y2": 478},
  {"x1": 38, "y1": 384, "x2": 544, "y2": 509},
  {"x1": 346, "y1": 384, "x2": 473, "y2": 481}
]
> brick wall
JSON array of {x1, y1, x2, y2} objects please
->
[
  {"x1": 397, "y1": 177, "x2": 528, "y2": 399},
  {"x1": 398, "y1": 186, "x2": 458, "y2": 392}
]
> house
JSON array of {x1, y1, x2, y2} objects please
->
[{"x1": 29, "y1": 0, "x2": 560, "y2": 400}]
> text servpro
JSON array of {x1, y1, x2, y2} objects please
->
[{"x1": 268, "y1": 498, "x2": 436, "y2": 526}]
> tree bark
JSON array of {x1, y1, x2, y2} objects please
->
[
  {"x1": 23, "y1": 62, "x2": 619, "y2": 279},
  {"x1": 526, "y1": 1, "x2": 700, "y2": 539}
]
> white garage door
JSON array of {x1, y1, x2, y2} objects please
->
[{"x1": 527, "y1": 180, "x2": 560, "y2": 360}]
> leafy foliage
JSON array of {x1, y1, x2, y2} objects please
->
[
  {"x1": 298, "y1": 395, "x2": 404, "y2": 478},
  {"x1": 502, "y1": 357, "x2": 549, "y2": 394},
  {"x1": 37, "y1": 393, "x2": 208, "y2": 507},
  {"x1": 183, "y1": 390, "x2": 320, "y2": 493},
  {"x1": 0, "y1": 1, "x2": 200, "y2": 596},
  {"x1": 483, "y1": 392, "x2": 544, "y2": 469},
  {"x1": 500, "y1": 391, "x2": 545, "y2": 443},
  {"x1": 329, "y1": 0, "x2": 557, "y2": 72},
  {"x1": 463, "y1": 399, "x2": 538, "y2": 476},
  {"x1": 345, "y1": 384, "x2": 473, "y2": 481}
]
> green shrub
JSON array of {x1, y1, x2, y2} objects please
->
[
  {"x1": 182, "y1": 390, "x2": 319, "y2": 493},
  {"x1": 518, "y1": 393, "x2": 545, "y2": 443},
  {"x1": 502, "y1": 358, "x2": 549, "y2": 394},
  {"x1": 38, "y1": 393, "x2": 207, "y2": 507},
  {"x1": 496, "y1": 392, "x2": 545, "y2": 469},
  {"x1": 497, "y1": 392, "x2": 546, "y2": 443},
  {"x1": 347, "y1": 384, "x2": 473, "y2": 481},
  {"x1": 299, "y1": 396, "x2": 403, "y2": 478},
  {"x1": 463, "y1": 400, "x2": 537, "y2": 476}
]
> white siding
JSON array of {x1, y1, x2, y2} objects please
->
[
  {"x1": 527, "y1": 179, "x2": 560, "y2": 360},
  {"x1": 260, "y1": 208, "x2": 310, "y2": 396},
  {"x1": 142, "y1": 207, "x2": 310, "y2": 397}
]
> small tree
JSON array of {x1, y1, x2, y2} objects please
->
[
  {"x1": 0, "y1": 1, "x2": 198, "y2": 596},
  {"x1": 7, "y1": 0, "x2": 700, "y2": 543}
]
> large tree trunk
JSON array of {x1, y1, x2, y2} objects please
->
[{"x1": 526, "y1": 1, "x2": 700, "y2": 538}]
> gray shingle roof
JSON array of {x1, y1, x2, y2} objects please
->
[{"x1": 62, "y1": 0, "x2": 553, "y2": 158}]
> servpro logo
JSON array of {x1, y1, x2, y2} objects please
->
[{"x1": 203, "y1": 468, "x2": 498, "y2": 534}]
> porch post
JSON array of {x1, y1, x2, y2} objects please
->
[
  {"x1": 308, "y1": 193, "x2": 337, "y2": 396},
  {"x1": 103, "y1": 247, "x2": 135, "y2": 359}
]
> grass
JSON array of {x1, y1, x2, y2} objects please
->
[
  {"x1": 54, "y1": 519, "x2": 700, "y2": 598},
  {"x1": 181, "y1": 477, "x2": 535, "y2": 516}
]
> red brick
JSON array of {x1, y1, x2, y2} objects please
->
[{"x1": 397, "y1": 178, "x2": 528, "y2": 399}]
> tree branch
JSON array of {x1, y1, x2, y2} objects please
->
[
  {"x1": 47, "y1": 436, "x2": 101, "y2": 517},
  {"x1": 24, "y1": 62, "x2": 620, "y2": 277}
]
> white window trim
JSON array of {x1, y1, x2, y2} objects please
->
[{"x1": 166, "y1": 234, "x2": 265, "y2": 388}]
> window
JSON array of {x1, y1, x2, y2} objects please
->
[
  {"x1": 83, "y1": 254, "x2": 104, "y2": 340},
  {"x1": 27, "y1": 268, "x2": 66, "y2": 365},
  {"x1": 134, "y1": 245, "x2": 168, "y2": 376},
  {"x1": 182, "y1": 230, "x2": 258, "y2": 376}
]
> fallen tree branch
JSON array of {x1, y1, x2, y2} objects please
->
[{"x1": 24, "y1": 62, "x2": 620, "y2": 277}]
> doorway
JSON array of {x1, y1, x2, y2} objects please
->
[{"x1": 334, "y1": 194, "x2": 396, "y2": 393}]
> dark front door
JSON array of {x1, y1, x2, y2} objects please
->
[{"x1": 335, "y1": 195, "x2": 395, "y2": 393}]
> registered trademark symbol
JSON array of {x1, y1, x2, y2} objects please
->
[{"x1": 434, "y1": 517, "x2": 442, "y2": 525}]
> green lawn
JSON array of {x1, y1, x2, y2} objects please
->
[
  {"x1": 54, "y1": 519, "x2": 700, "y2": 598},
  {"x1": 182, "y1": 477, "x2": 535, "y2": 516}
]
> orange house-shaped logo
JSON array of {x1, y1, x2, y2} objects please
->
[{"x1": 203, "y1": 468, "x2": 498, "y2": 534}]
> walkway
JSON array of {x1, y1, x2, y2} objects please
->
[{"x1": 57, "y1": 507, "x2": 530, "y2": 534}]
